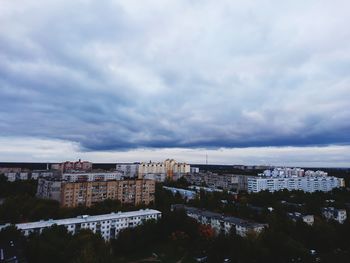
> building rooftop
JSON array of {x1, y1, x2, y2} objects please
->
[
  {"x1": 1, "y1": 209, "x2": 161, "y2": 230},
  {"x1": 172, "y1": 204, "x2": 266, "y2": 228}
]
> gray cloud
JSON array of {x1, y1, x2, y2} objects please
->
[{"x1": 0, "y1": 0, "x2": 350, "y2": 152}]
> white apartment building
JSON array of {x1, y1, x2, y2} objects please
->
[
  {"x1": 0, "y1": 209, "x2": 162, "y2": 241},
  {"x1": 261, "y1": 168, "x2": 329, "y2": 178},
  {"x1": 3, "y1": 171, "x2": 55, "y2": 182},
  {"x1": 247, "y1": 176, "x2": 344, "y2": 193},
  {"x1": 322, "y1": 207, "x2": 347, "y2": 224},
  {"x1": 62, "y1": 171, "x2": 123, "y2": 182}
]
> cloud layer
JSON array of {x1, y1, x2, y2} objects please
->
[{"x1": 1, "y1": 0, "x2": 350, "y2": 152}]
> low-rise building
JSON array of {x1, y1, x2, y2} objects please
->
[
  {"x1": 0, "y1": 209, "x2": 161, "y2": 241},
  {"x1": 288, "y1": 212, "x2": 314, "y2": 226},
  {"x1": 172, "y1": 205, "x2": 267, "y2": 237},
  {"x1": 322, "y1": 207, "x2": 347, "y2": 224}
]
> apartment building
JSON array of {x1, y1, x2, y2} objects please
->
[
  {"x1": 185, "y1": 172, "x2": 248, "y2": 192},
  {"x1": 138, "y1": 159, "x2": 190, "y2": 180},
  {"x1": 51, "y1": 159, "x2": 92, "y2": 172},
  {"x1": 3, "y1": 170, "x2": 56, "y2": 182},
  {"x1": 172, "y1": 205, "x2": 268, "y2": 237},
  {"x1": 247, "y1": 175, "x2": 344, "y2": 193},
  {"x1": 116, "y1": 163, "x2": 139, "y2": 178},
  {"x1": 0, "y1": 209, "x2": 161, "y2": 241},
  {"x1": 37, "y1": 178, "x2": 155, "y2": 207},
  {"x1": 322, "y1": 207, "x2": 347, "y2": 224},
  {"x1": 62, "y1": 171, "x2": 123, "y2": 182},
  {"x1": 37, "y1": 178, "x2": 62, "y2": 202}
]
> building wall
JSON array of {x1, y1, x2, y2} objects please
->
[
  {"x1": 0, "y1": 210, "x2": 162, "y2": 241},
  {"x1": 62, "y1": 172, "x2": 123, "y2": 182},
  {"x1": 248, "y1": 176, "x2": 343, "y2": 193},
  {"x1": 51, "y1": 160, "x2": 92, "y2": 172},
  {"x1": 138, "y1": 159, "x2": 190, "y2": 180},
  {"x1": 185, "y1": 173, "x2": 248, "y2": 192},
  {"x1": 36, "y1": 178, "x2": 62, "y2": 202},
  {"x1": 60, "y1": 179, "x2": 155, "y2": 207},
  {"x1": 116, "y1": 163, "x2": 139, "y2": 178}
]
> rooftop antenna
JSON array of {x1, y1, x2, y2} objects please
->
[{"x1": 206, "y1": 153, "x2": 208, "y2": 165}]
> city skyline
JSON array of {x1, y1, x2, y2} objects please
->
[{"x1": 1, "y1": 0, "x2": 350, "y2": 166}]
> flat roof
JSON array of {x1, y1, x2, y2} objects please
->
[
  {"x1": 174, "y1": 205, "x2": 266, "y2": 228},
  {"x1": 2, "y1": 209, "x2": 161, "y2": 230}
]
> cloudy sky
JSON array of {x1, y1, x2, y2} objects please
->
[{"x1": 0, "y1": 0, "x2": 350, "y2": 166}]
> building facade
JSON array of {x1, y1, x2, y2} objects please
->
[
  {"x1": 51, "y1": 160, "x2": 92, "y2": 173},
  {"x1": 185, "y1": 172, "x2": 248, "y2": 192},
  {"x1": 247, "y1": 175, "x2": 344, "y2": 193},
  {"x1": 138, "y1": 159, "x2": 190, "y2": 180},
  {"x1": 3, "y1": 170, "x2": 56, "y2": 182},
  {"x1": 0, "y1": 209, "x2": 161, "y2": 241},
  {"x1": 62, "y1": 171, "x2": 123, "y2": 182},
  {"x1": 37, "y1": 178, "x2": 155, "y2": 207},
  {"x1": 116, "y1": 163, "x2": 139, "y2": 178}
]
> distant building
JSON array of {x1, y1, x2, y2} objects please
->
[
  {"x1": 287, "y1": 212, "x2": 314, "y2": 226},
  {"x1": 190, "y1": 167, "x2": 200, "y2": 173},
  {"x1": 171, "y1": 205, "x2": 268, "y2": 237},
  {"x1": 322, "y1": 207, "x2": 347, "y2": 224},
  {"x1": 3, "y1": 170, "x2": 56, "y2": 182},
  {"x1": 163, "y1": 186, "x2": 197, "y2": 200},
  {"x1": 62, "y1": 171, "x2": 123, "y2": 182},
  {"x1": 37, "y1": 178, "x2": 62, "y2": 202},
  {"x1": 185, "y1": 172, "x2": 248, "y2": 192},
  {"x1": 138, "y1": 159, "x2": 190, "y2": 181},
  {"x1": 116, "y1": 163, "x2": 139, "y2": 178},
  {"x1": 37, "y1": 178, "x2": 155, "y2": 207},
  {"x1": 0, "y1": 167, "x2": 22, "y2": 174},
  {"x1": 0, "y1": 209, "x2": 161, "y2": 241},
  {"x1": 51, "y1": 159, "x2": 92, "y2": 173},
  {"x1": 247, "y1": 175, "x2": 344, "y2": 193}
]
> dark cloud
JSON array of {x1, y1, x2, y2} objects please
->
[{"x1": 0, "y1": 0, "x2": 350, "y2": 152}]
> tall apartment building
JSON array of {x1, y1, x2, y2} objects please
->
[
  {"x1": 138, "y1": 159, "x2": 190, "y2": 180},
  {"x1": 51, "y1": 159, "x2": 92, "y2": 172},
  {"x1": 247, "y1": 175, "x2": 344, "y2": 193},
  {"x1": 0, "y1": 209, "x2": 161, "y2": 241},
  {"x1": 37, "y1": 178, "x2": 155, "y2": 207}
]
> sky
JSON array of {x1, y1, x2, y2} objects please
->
[{"x1": 0, "y1": 0, "x2": 350, "y2": 166}]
